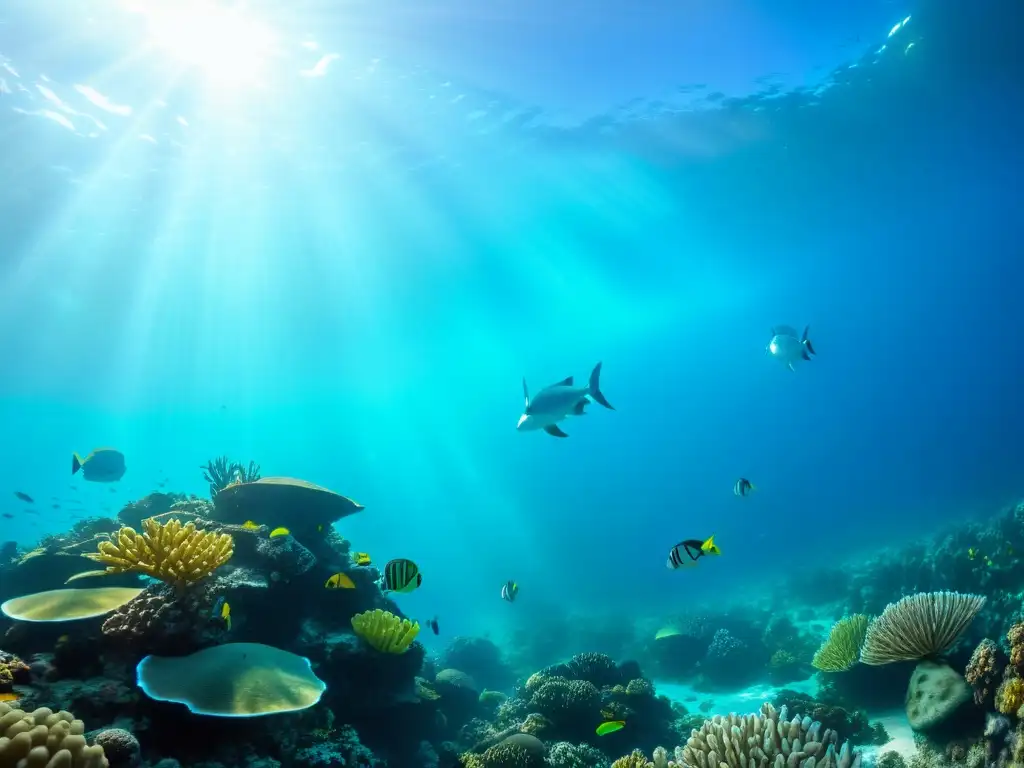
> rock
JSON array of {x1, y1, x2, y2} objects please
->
[
  {"x1": 906, "y1": 660, "x2": 972, "y2": 730},
  {"x1": 93, "y1": 728, "x2": 141, "y2": 768},
  {"x1": 213, "y1": 478, "x2": 364, "y2": 535}
]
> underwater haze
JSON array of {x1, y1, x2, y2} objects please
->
[{"x1": 0, "y1": 0, "x2": 1022, "y2": 648}]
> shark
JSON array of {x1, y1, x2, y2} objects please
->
[{"x1": 517, "y1": 362, "x2": 614, "y2": 438}]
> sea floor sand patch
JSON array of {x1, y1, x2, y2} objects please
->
[
  {"x1": 867, "y1": 710, "x2": 918, "y2": 761},
  {"x1": 654, "y1": 676, "x2": 820, "y2": 714}
]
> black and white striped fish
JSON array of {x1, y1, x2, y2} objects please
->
[
  {"x1": 733, "y1": 478, "x2": 755, "y2": 497},
  {"x1": 666, "y1": 535, "x2": 720, "y2": 570},
  {"x1": 378, "y1": 558, "x2": 422, "y2": 594},
  {"x1": 501, "y1": 579, "x2": 519, "y2": 602}
]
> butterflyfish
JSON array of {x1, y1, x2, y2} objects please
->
[
  {"x1": 667, "y1": 535, "x2": 720, "y2": 570},
  {"x1": 325, "y1": 572, "x2": 356, "y2": 589},
  {"x1": 733, "y1": 478, "x2": 755, "y2": 496},
  {"x1": 501, "y1": 580, "x2": 519, "y2": 602},
  {"x1": 379, "y1": 558, "x2": 422, "y2": 594}
]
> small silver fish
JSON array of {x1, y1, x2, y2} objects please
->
[{"x1": 767, "y1": 325, "x2": 816, "y2": 371}]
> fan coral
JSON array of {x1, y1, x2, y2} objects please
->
[
  {"x1": 681, "y1": 703, "x2": 862, "y2": 768},
  {"x1": 351, "y1": 609, "x2": 419, "y2": 653},
  {"x1": 965, "y1": 639, "x2": 1002, "y2": 706},
  {"x1": 996, "y1": 678, "x2": 1024, "y2": 715},
  {"x1": 813, "y1": 615, "x2": 869, "y2": 671},
  {"x1": 0, "y1": 702, "x2": 108, "y2": 766},
  {"x1": 85, "y1": 518, "x2": 234, "y2": 588},
  {"x1": 860, "y1": 592, "x2": 986, "y2": 665}
]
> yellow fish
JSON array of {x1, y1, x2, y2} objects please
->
[
  {"x1": 241, "y1": 521, "x2": 261, "y2": 531},
  {"x1": 968, "y1": 548, "x2": 977, "y2": 560},
  {"x1": 596, "y1": 720, "x2": 625, "y2": 736},
  {"x1": 325, "y1": 572, "x2": 356, "y2": 590},
  {"x1": 354, "y1": 552, "x2": 371, "y2": 566},
  {"x1": 269, "y1": 527, "x2": 290, "y2": 538},
  {"x1": 213, "y1": 596, "x2": 231, "y2": 631},
  {"x1": 0, "y1": 693, "x2": 18, "y2": 703}
]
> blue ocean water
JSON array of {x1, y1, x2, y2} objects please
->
[{"x1": 0, "y1": 0, "x2": 1021, "y2": 658}]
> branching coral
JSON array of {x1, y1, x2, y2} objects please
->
[
  {"x1": 612, "y1": 750, "x2": 651, "y2": 768},
  {"x1": 566, "y1": 652, "x2": 620, "y2": 688},
  {"x1": 860, "y1": 592, "x2": 986, "y2": 665},
  {"x1": 201, "y1": 456, "x2": 260, "y2": 497},
  {"x1": 351, "y1": 609, "x2": 419, "y2": 653},
  {"x1": 529, "y1": 678, "x2": 601, "y2": 720},
  {"x1": 0, "y1": 702, "x2": 108, "y2": 766},
  {"x1": 1007, "y1": 622, "x2": 1024, "y2": 669},
  {"x1": 680, "y1": 703, "x2": 862, "y2": 768},
  {"x1": 85, "y1": 518, "x2": 234, "y2": 588},
  {"x1": 813, "y1": 615, "x2": 869, "y2": 671}
]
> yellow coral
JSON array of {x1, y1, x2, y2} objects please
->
[
  {"x1": 612, "y1": 750, "x2": 652, "y2": 768},
  {"x1": 351, "y1": 609, "x2": 419, "y2": 653},
  {"x1": 813, "y1": 615, "x2": 869, "y2": 671},
  {"x1": 996, "y1": 677, "x2": 1024, "y2": 714},
  {"x1": 85, "y1": 518, "x2": 233, "y2": 588}
]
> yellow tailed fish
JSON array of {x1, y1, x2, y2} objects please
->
[
  {"x1": 269, "y1": 526, "x2": 290, "y2": 538},
  {"x1": 354, "y1": 552, "x2": 371, "y2": 566},
  {"x1": 596, "y1": 721, "x2": 625, "y2": 736},
  {"x1": 325, "y1": 572, "x2": 356, "y2": 589}
]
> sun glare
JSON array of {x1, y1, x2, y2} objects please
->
[{"x1": 125, "y1": 0, "x2": 278, "y2": 88}]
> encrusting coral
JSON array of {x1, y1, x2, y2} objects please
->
[
  {"x1": 85, "y1": 518, "x2": 234, "y2": 589},
  {"x1": 813, "y1": 615, "x2": 869, "y2": 671},
  {"x1": 965, "y1": 638, "x2": 1003, "y2": 706},
  {"x1": 860, "y1": 591, "x2": 986, "y2": 664},
  {"x1": 0, "y1": 701, "x2": 109, "y2": 767},
  {"x1": 351, "y1": 609, "x2": 420, "y2": 653}
]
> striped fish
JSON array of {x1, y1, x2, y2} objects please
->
[
  {"x1": 667, "y1": 535, "x2": 720, "y2": 570},
  {"x1": 733, "y1": 478, "x2": 755, "y2": 497},
  {"x1": 379, "y1": 558, "x2": 422, "y2": 594},
  {"x1": 501, "y1": 579, "x2": 519, "y2": 602}
]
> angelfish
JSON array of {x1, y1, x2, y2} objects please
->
[
  {"x1": 517, "y1": 362, "x2": 614, "y2": 438},
  {"x1": 767, "y1": 325, "x2": 816, "y2": 371}
]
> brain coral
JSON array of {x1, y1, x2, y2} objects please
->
[
  {"x1": 0, "y1": 702, "x2": 108, "y2": 767},
  {"x1": 681, "y1": 703, "x2": 862, "y2": 768}
]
